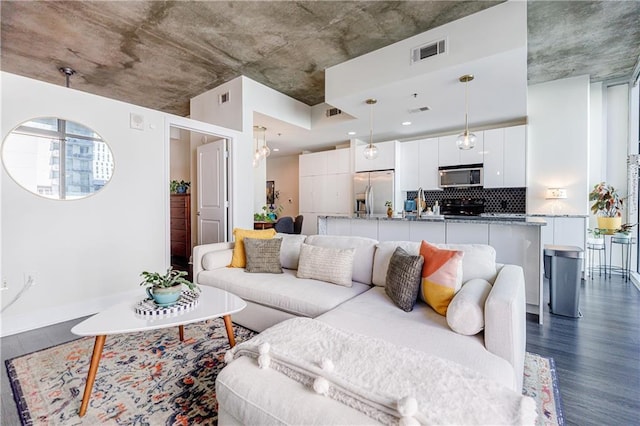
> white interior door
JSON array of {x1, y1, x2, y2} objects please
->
[{"x1": 197, "y1": 139, "x2": 227, "y2": 244}]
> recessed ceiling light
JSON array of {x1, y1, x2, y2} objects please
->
[
  {"x1": 272, "y1": 148, "x2": 280, "y2": 152},
  {"x1": 402, "y1": 121, "x2": 412, "y2": 126},
  {"x1": 347, "y1": 131, "x2": 356, "y2": 135}
]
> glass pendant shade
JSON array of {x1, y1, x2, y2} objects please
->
[
  {"x1": 363, "y1": 143, "x2": 378, "y2": 160},
  {"x1": 457, "y1": 74, "x2": 476, "y2": 151},
  {"x1": 456, "y1": 129, "x2": 477, "y2": 150},
  {"x1": 363, "y1": 98, "x2": 378, "y2": 160},
  {"x1": 260, "y1": 144, "x2": 271, "y2": 158}
]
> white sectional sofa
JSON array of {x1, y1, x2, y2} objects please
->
[{"x1": 192, "y1": 233, "x2": 527, "y2": 424}]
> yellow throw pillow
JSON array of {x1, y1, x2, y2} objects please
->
[
  {"x1": 419, "y1": 240, "x2": 464, "y2": 316},
  {"x1": 229, "y1": 228, "x2": 276, "y2": 268}
]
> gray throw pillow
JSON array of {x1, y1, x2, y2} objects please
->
[
  {"x1": 244, "y1": 237, "x2": 283, "y2": 274},
  {"x1": 385, "y1": 246, "x2": 424, "y2": 312}
]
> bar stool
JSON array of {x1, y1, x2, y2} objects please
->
[
  {"x1": 609, "y1": 236, "x2": 636, "y2": 282},
  {"x1": 586, "y1": 237, "x2": 607, "y2": 279}
]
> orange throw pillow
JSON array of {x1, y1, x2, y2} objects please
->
[
  {"x1": 229, "y1": 228, "x2": 276, "y2": 268},
  {"x1": 419, "y1": 240, "x2": 464, "y2": 316}
]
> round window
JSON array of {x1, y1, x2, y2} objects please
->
[{"x1": 2, "y1": 117, "x2": 114, "y2": 200}]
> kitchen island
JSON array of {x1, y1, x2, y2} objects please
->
[{"x1": 318, "y1": 214, "x2": 547, "y2": 323}]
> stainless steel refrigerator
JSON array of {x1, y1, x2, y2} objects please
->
[{"x1": 354, "y1": 170, "x2": 395, "y2": 215}]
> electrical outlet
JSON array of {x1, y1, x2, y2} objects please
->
[{"x1": 1, "y1": 278, "x2": 8, "y2": 291}]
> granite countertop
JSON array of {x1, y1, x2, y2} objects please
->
[{"x1": 322, "y1": 215, "x2": 547, "y2": 226}]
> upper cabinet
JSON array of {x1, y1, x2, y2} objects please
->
[
  {"x1": 355, "y1": 140, "x2": 397, "y2": 172},
  {"x1": 299, "y1": 150, "x2": 328, "y2": 176},
  {"x1": 483, "y1": 125, "x2": 526, "y2": 188},
  {"x1": 438, "y1": 133, "x2": 484, "y2": 167},
  {"x1": 326, "y1": 148, "x2": 350, "y2": 174},
  {"x1": 399, "y1": 138, "x2": 439, "y2": 191}
]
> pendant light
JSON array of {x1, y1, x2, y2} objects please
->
[
  {"x1": 252, "y1": 125, "x2": 267, "y2": 168},
  {"x1": 363, "y1": 98, "x2": 378, "y2": 160},
  {"x1": 456, "y1": 74, "x2": 477, "y2": 150}
]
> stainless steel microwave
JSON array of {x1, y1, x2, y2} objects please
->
[{"x1": 438, "y1": 164, "x2": 483, "y2": 188}]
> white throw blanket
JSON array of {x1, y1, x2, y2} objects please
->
[{"x1": 226, "y1": 318, "x2": 536, "y2": 425}]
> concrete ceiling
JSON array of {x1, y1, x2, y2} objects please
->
[{"x1": 2, "y1": 1, "x2": 639, "y2": 154}]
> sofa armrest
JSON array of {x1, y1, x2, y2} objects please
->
[
  {"x1": 192, "y1": 242, "x2": 235, "y2": 283},
  {"x1": 484, "y1": 264, "x2": 526, "y2": 391}
]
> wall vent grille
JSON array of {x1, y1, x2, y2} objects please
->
[
  {"x1": 219, "y1": 91, "x2": 230, "y2": 104},
  {"x1": 326, "y1": 107, "x2": 342, "y2": 117},
  {"x1": 411, "y1": 39, "x2": 446, "y2": 64},
  {"x1": 409, "y1": 106, "x2": 431, "y2": 114}
]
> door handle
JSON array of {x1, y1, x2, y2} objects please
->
[{"x1": 197, "y1": 211, "x2": 201, "y2": 216}]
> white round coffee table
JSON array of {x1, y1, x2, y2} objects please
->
[{"x1": 71, "y1": 286, "x2": 246, "y2": 417}]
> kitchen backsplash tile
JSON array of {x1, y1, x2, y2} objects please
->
[{"x1": 406, "y1": 187, "x2": 526, "y2": 213}]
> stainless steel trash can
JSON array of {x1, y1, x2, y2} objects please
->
[{"x1": 544, "y1": 245, "x2": 584, "y2": 318}]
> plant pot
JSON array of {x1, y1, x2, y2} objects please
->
[
  {"x1": 176, "y1": 185, "x2": 188, "y2": 194},
  {"x1": 613, "y1": 232, "x2": 631, "y2": 240},
  {"x1": 146, "y1": 284, "x2": 182, "y2": 307},
  {"x1": 597, "y1": 216, "x2": 621, "y2": 235},
  {"x1": 386, "y1": 208, "x2": 393, "y2": 218}
]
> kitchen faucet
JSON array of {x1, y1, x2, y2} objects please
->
[{"x1": 417, "y1": 187, "x2": 425, "y2": 218}]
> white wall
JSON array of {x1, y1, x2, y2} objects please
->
[
  {"x1": 527, "y1": 75, "x2": 590, "y2": 215},
  {"x1": 266, "y1": 155, "x2": 300, "y2": 218},
  {"x1": 170, "y1": 129, "x2": 190, "y2": 182},
  {"x1": 191, "y1": 76, "x2": 311, "y2": 215},
  {"x1": 0, "y1": 72, "x2": 239, "y2": 336}
]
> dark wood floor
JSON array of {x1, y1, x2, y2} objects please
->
[
  {"x1": 2, "y1": 273, "x2": 638, "y2": 425},
  {"x1": 526, "y1": 272, "x2": 640, "y2": 425}
]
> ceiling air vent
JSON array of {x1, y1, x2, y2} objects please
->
[
  {"x1": 326, "y1": 107, "x2": 342, "y2": 117},
  {"x1": 408, "y1": 106, "x2": 431, "y2": 114},
  {"x1": 218, "y1": 91, "x2": 230, "y2": 104},
  {"x1": 411, "y1": 39, "x2": 446, "y2": 64}
]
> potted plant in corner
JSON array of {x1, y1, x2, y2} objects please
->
[
  {"x1": 170, "y1": 180, "x2": 191, "y2": 194},
  {"x1": 140, "y1": 267, "x2": 199, "y2": 307},
  {"x1": 589, "y1": 182, "x2": 624, "y2": 234}
]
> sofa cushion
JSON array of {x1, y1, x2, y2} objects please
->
[
  {"x1": 304, "y1": 235, "x2": 378, "y2": 285},
  {"x1": 420, "y1": 241, "x2": 464, "y2": 316},
  {"x1": 372, "y1": 241, "x2": 498, "y2": 286},
  {"x1": 437, "y1": 243, "x2": 497, "y2": 283},
  {"x1": 385, "y1": 247, "x2": 424, "y2": 312},
  {"x1": 317, "y1": 286, "x2": 515, "y2": 391},
  {"x1": 198, "y1": 268, "x2": 370, "y2": 318},
  {"x1": 229, "y1": 228, "x2": 276, "y2": 268},
  {"x1": 447, "y1": 278, "x2": 492, "y2": 335},
  {"x1": 244, "y1": 238, "x2": 283, "y2": 274},
  {"x1": 296, "y1": 243, "x2": 355, "y2": 287},
  {"x1": 372, "y1": 241, "x2": 420, "y2": 286},
  {"x1": 275, "y1": 233, "x2": 307, "y2": 270}
]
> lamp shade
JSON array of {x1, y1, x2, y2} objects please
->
[{"x1": 546, "y1": 188, "x2": 567, "y2": 199}]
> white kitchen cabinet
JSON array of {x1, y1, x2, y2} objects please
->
[
  {"x1": 326, "y1": 148, "x2": 350, "y2": 174},
  {"x1": 399, "y1": 138, "x2": 439, "y2": 191},
  {"x1": 299, "y1": 151, "x2": 327, "y2": 176},
  {"x1": 419, "y1": 137, "x2": 439, "y2": 189},
  {"x1": 503, "y1": 125, "x2": 526, "y2": 187},
  {"x1": 299, "y1": 176, "x2": 313, "y2": 212},
  {"x1": 323, "y1": 173, "x2": 351, "y2": 214},
  {"x1": 355, "y1": 140, "x2": 397, "y2": 172},
  {"x1": 438, "y1": 133, "x2": 484, "y2": 166},
  {"x1": 483, "y1": 125, "x2": 526, "y2": 188},
  {"x1": 399, "y1": 140, "x2": 420, "y2": 190}
]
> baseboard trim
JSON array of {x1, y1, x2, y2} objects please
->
[{"x1": 0, "y1": 289, "x2": 139, "y2": 338}]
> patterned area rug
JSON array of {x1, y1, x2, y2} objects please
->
[
  {"x1": 7, "y1": 319, "x2": 562, "y2": 425},
  {"x1": 523, "y1": 352, "x2": 564, "y2": 425}
]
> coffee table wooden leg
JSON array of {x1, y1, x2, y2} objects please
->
[
  {"x1": 223, "y1": 315, "x2": 236, "y2": 347},
  {"x1": 179, "y1": 325, "x2": 184, "y2": 342},
  {"x1": 79, "y1": 335, "x2": 106, "y2": 417}
]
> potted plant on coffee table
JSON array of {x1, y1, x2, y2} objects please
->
[
  {"x1": 589, "y1": 182, "x2": 624, "y2": 234},
  {"x1": 140, "y1": 267, "x2": 199, "y2": 307}
]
